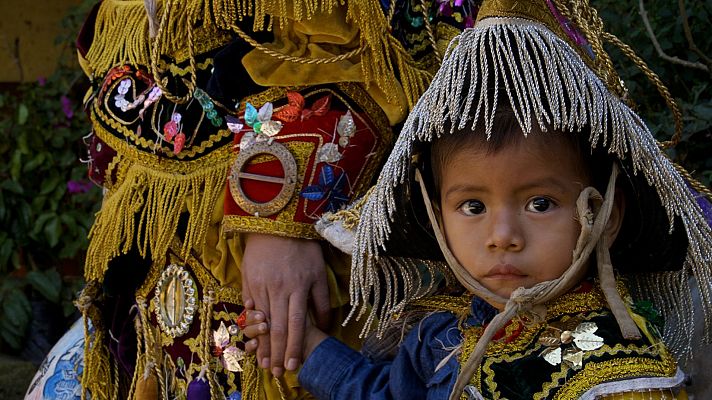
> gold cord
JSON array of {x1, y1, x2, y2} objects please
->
[
  {"x1": 151, "y1": 0, "x2": 197, "y2": 103},
  {"x1": 230, "y1": 23, "x2": 366, "y2": 64},
  {"x1": 420, "y1": 0, "x2": 442, "y2": 62}
]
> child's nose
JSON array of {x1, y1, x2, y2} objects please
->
[{"x1": 485, "y1": 209, "x2": 523, "y2": 251}]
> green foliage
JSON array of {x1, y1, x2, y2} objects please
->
[
  {"x1": 0, "y1": 0, "x2": 99, "y2": 350},
  {"x1": 594, "y1": 0, "x2": 712, "y2": 186}
]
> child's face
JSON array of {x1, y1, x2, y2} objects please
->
[{"x1": 438, "y1": 134, "x2": 589, "y2": 302}]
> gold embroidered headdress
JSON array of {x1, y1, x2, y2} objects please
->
[{"x1": 346, "y1": 0, "x2": 712, "y2": 397}]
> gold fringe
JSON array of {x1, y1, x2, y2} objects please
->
[
  {"x1": 76, "y1": 282, "x2": 117, "y2": 400},
  {"x1": 347, "y1": 1, "x2": 433, "y2": 109},
  {"x1": 86, "y1": 0, "x2": 151, "y2": 77},
  {"x1": 85, "y1": 159, "x2": 229, "y2": 282}
]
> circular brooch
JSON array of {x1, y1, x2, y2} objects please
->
[
  {"x1": 153, "y1": 264, "x2": 198, "y2": 338},
  {"x1": 228, "y1": 140, "x2": 298, "y2": 217}
]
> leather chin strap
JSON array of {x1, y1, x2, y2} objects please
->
[{"x1": 414, "y1": 163, "x2": 641, "y2": 400}]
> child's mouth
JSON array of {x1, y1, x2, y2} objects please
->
[{"x1": 485, "y1": 264, "x2": 527, "y2": 279}]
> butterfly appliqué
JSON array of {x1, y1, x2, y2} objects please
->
[{"x1": 300, "y1": 164, "x2": 350, "y2": 212}]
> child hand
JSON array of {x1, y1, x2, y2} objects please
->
[{"x1": 242, "y1": 300, "x2": 269, "y2": 354}]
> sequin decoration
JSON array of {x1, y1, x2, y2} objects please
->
[
  {"x1": 336, "y1": 110, "x2": 356, "y2": 147},
  {"x1": 193, "y1": 88, "x2": 223, "y2": 127},
  {"x1": 540, "y1": 321, "x2": 604, "y2": 370},
  {"x1": 213, "y1": 321, "x2": 245, "y2": 372},
  {"x1": 300, "y1": 164, "x2": 350, "y2": 212},
  {"x1": 318, "y1": 143, "x2": 342, "y2": 163},
  {"x1": 153, "y1": 264, "x2": 198, "y2": 338},
  {"x1": 114, "y1": 79, "x2": 146, "y2": 112}
]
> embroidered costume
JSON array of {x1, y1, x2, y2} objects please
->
[
  {"x1": 310, "y1": 0, "x2": 712, "y2": 398},
  {"x1": 65, "y1": 1, "x2": 470, "y2": 399},
  {"x1": 299, "y1": 282, "x2": 685, "y2": 399}
]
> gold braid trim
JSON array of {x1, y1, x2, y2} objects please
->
[
  {"x1": 84, "y1": 137, "x2": 231, "y2": 281},
  {"x1": 553, "y1": 354, "x2": 678, "y2": 400},
  {"x1": 241, "y1": 354, "x2": 263, "y2": 400}
]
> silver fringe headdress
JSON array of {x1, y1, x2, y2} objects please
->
[{"x1": 346, "y1": 0, "x2": 712, "y2": 371}]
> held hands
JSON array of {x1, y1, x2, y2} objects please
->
[
  {"x1": 243, "y1": 302, "x2": 328, "y2": 363},
  {"x1": 241, "y1": 233, "x2": 331, "y2": 377}
]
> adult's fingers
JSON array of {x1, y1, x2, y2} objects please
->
[
  {"x1": 310, "y1": 274, "x2": 331, "y2": 331},
  {"x1": 269, "y1": 294, "x2": 289, "y2": 377},
  {"x1": 284, "y1": 292, "x2": 308, "y2": 371},
  {"x1": 251, "y1": 289, "x2": 272, "y2": 369}
]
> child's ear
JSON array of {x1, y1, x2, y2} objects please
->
[{"x1": 603, "y1": 187, "x2": 625, "y2": 247}]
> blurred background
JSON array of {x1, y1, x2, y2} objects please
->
[{"x1": 0, "y1": 0, "x2": 709, "y2": 398}]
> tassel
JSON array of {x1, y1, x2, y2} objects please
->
[
  {"x1": 187, "y1": 365, "x2": 211, "y2": 400},
  {"x1": 134, "y1": 362, "x2": 159, "y2": 400}
]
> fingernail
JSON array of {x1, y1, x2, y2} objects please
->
[
  {"x1": 261, "y1": 358, "x2": 270, "y2": 368},
  {"x1": 272, "y1": 367, "x2": 284, "y2": 377},
  {"x1": 259, "y1": 323, "x2": 267, "y2": 332},
  {"x1": 286, "y1": 358, "x2": 299, "y2": 371}
]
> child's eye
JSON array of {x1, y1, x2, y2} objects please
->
[
  {"x1": 526, "y1": 197, "x2": 554, "y2": 213},
  {"x1": 459, "y1": 200, "x2": 486, "y2": 216}
]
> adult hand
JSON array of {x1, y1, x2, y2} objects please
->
[{"x1": 241, "y1": 233, "x2": 331, "y2": 377}]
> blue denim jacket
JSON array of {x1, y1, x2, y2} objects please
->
[{"x1": 298, "y1": 297, "x2": 496, "y2": 400}]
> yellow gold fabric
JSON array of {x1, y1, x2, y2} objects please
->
[{"x1": 241, "y1": 7, "x2": 408, "y2": 125}]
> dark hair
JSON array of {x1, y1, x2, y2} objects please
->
[{"x1": 429, "y1": 106, "x2": 612, "y2": 199}]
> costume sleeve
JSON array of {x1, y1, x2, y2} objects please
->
[{"x1": 298, "y1": 313, "x2": 457, "y2": 400}]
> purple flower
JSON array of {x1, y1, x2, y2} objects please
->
[
  {"x1": 37, "y1": 76, "x2": 47, "y2": 86},
  {"x1": 67, "y1": 180, "x2": 93, "y2": 194},
  {"x1": 60, "y1": 95, "x2": 74, "y2": 120}
]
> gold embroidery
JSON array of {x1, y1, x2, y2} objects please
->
[
  {"x1": 157, "y1": 57, "x2": 214, "y2": 78},
  {"x1": 551, "y1": 353, "x2": 677, "y2": 399},
  {"x1": 222, "y1": 215, "x2": 319, "y2": 239},
  {"x1": 93, "y1": 105, "x2": 234, "y2": 160}
]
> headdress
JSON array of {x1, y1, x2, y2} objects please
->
[{"x1": 344, "y1": 0, "x2": 712, "y2": 397}]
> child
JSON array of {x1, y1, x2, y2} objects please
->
[{"x1": 244, "y1": 0, "x2": 711, "y2": 398}]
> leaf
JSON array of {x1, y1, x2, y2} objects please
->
[
  {"x1": 26, "y1": 269, "x2": 62, "y2": 303},
  {"x1": 10, "y1": 151, "x2": 22, "y2": 181},
  {"x1": 17, "y1": 104, "x2": 28, "y2": 125},
  {"x1": 2, "y1": 288, "x2": 31, "y2": 330},
  {"x1": 257, "y1": 102, "x2": 273, "y2": 123},
  {"x1": 39, "y1": 174, "x2": 62, "y2": 196},
  {"x1": 23, "y1": 153, "x2": 46, "y2": 173},
  {"x1": 213, "y1": 321, "x2": 230, "y2": 348},
  {"x1": 244, "y1": 103, "x2": 258, "y2": 127},
  {"x1": 30, "y1": 212, "x2": 55, "y2": 237},
  {"x1": 0, "y1": 237, "x2": 13, "y2": 269},
  {"x1": 0, "y1": 180, "x2": 24, "y2": 194},
  {"x1": 44, "y1": 216, "x2": 62, "y2": 248},
  {"x1": 222, "y1": 346, "x2": 245, "y2": 372}
]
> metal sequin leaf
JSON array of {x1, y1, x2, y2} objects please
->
[
  {"x1": 562, "y1": 350, "x2": 584, "y2": 370},
  {"x1": 257, "y1": 102, "x2": 273, "y2": 123},
  {"x1": 226, "y1": 115, "x2": 244, "y2": 133},
  {"x1": 222, "y1": 346, "x2": 245, "y2": 372},
  {"x1": 244, "y1": 103, "x2": 258, "y2": 127},
  {"x1": 260, "y1": 120, "x2": 283, "y2": 137},
  {"x1": 572, "y1": 322, "x2": 604, "y2": 351},
  {"x1": 213, "y1": 321, "x2": 230, "y2": 349},
  {"x1": 542, "y1": 347, "x2": 562, "y2": 366}
]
